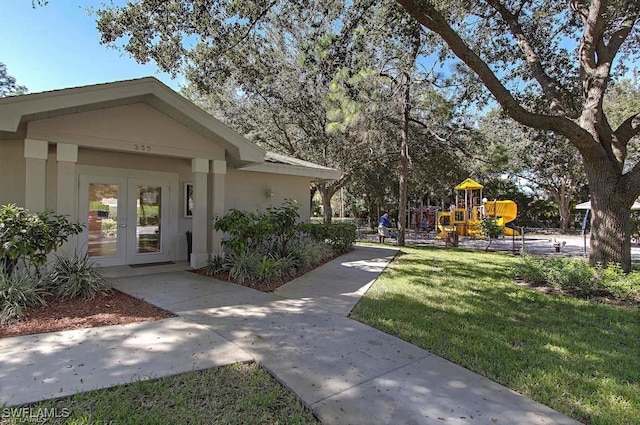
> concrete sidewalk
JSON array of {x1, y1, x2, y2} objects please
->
[{"x1": 0, "y1": 245, "x2": 581, "y2": 424}]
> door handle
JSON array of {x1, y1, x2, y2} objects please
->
[{"x1": 120, "y1": 224, "x2": 127, "y2": 228}]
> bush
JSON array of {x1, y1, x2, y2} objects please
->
[
  {"x1": 514, "y1": 254, "x2": 640, "y2": 301},
  {"x1": 284, "y1": 236, "x2": 333, "y2": 272},
  {"x1": 46, "y1": 253, "x2": 111, "y2": 300},
  {"x1": 204, "y1": 253, "x2": 229, "y2": 276},
  {"x1": 479, "y1": 218, "x2": 503, "y2": 250},
  {"x1": 228, "y1": 249, "x2": 260, "y2": 284},
  {"x1": 270, "y1": 252, "x2": 297, "y2": 277},
  {"x1": 0, "y1": 269, "x2": 46, "y2": 325},
  {"x1": 256, "y1": 254, "x2": 286, "y2": 283},
  {"x1": 513, "y1": 253, "x2": 547, "y2": 284},
  {"x1": 555, "y1": 260, "x2": 595, "y2": 293},
  {"x1": 214, "y1": 200, "x2": 300, "y2": 255},
  {"x1": 0, "y1": 204, "x2": 83, "y2": 276},
  {"x1": 211, "y1": 201, "x2": 351, "y2": 285},
  {"x1": 297, "y1": 222, "x2": 356, "y2": 254},
  {"x1": 596, "y1": 263, "x2": 640, "y2": 301}
]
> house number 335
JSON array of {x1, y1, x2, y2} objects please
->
[{"x1": 134, "y1": 144, "x2": 152, "y2": 152}]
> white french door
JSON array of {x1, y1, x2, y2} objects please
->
[{"x1": 78, "y1": 170, "x2": 176, "y2": 266}]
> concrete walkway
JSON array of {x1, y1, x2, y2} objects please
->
[{"x1": 0, "y1": 246, "x2": 581, "y2": 424}]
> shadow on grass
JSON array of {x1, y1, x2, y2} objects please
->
[{"x1": 352, "y1": 245, "x2": 640, "y2": 425}]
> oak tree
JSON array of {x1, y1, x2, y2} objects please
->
[{"x1": 396, "y1": 0, "x2": 640, "y2": 270}]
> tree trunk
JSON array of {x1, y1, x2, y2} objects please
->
[
  {"x1": 579, "y1": 79, "x2": 634, "y2": 272},
  {"x1": 590, "y1": 198, "x2": 631, "y2": 272},
  {"x1": 314, "y1": 175, "x2": 351, "y2": 225},
  {"x1": 557, "y1": 185, "x2": 571, "y2": 232},
  {"x1": 397, "y1": 72, "x2": 411, "y2": 247},
  {"x1": 585, "y1": 164, "x2": 633, "y2": 272},
  {"x1": 558, "y1": 200, "x2": 571, "y2": 232},
  {"x1": 318, "y1": 184, "x2": 334, "y2": 224}
]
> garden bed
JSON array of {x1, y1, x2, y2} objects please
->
[
  {"x1": 0, "y1": 289, "x2": 175, "y2": 338},
  {"x1": 194, "y1": 251, "x2": 341, "y2": 292}
]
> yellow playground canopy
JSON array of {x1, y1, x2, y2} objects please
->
[{"x1": 454, "y1": 178, "x2": 484, "y2": 190}]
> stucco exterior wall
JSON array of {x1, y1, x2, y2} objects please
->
[
  {"x1": 23, "y1": 98, "x2": 228, "y2": 262},
  {"x1": 0, "y1": 140, "x2": 25, "y2": 207},
  {"x1": 3, "y1": 105, "x2": 323, "y2": 265},
  {"x1": 27, "y1": 103, "x2": 226, "y2": 160},
  {"x1": 225, "y1": 168, "x2": 312, "y2": 221},
  {"x1": 1, "y1": 80, "x2": 337, "y2": 268}
]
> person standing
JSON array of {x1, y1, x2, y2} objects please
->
[{"x1": 378, "y1": 213, "x2": 390, "y2": 243}]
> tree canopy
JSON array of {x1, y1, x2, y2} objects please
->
[
  {"x1": 0, "y1": 63, "x2": 27, "y2": 97},
  {"x1": 479, "y1": 110, "x2": 587, "y2": 231},
  {"x1": 395, "y1": 0, "x2": 639, "y2": 270},
  {"x1": 95, "y1": 0, "x2": 640, "y2": 269}
]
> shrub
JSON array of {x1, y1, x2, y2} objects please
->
[
  {"x1": 213, "y1": 201, "x2": 349, "y2": 285},
  {"x1": 46, "y1": 253, "x2": 111, "y2": 300},
  {"x1": 213, "y1": 209, "x2": 265, "y2": 254},
  {"x1": 596, "y1": 263, "x2": 640, "y2": 301},
  {"x1": 514, "y1": 254, "x2": 640, "y2": 301},
  {"x1": 228, "y1": 249, "x2": 260, "y2": 284},
  {"x1": 479, "y1": 218, "x2": 503, "y2": 250},
  {"x1": 283, "y1": 236, "x2": 333, "y2": 272},
  {"x1": 513, "y1": 253, "x2": 547, "y2": 284},
  {"x1": 265, "y1": 200, "x2": 300, "y2": 255},
  {"x1": 270, "y1": 252, "x2": 297, "y2": 277},
  {"x1": 557, "y1": 260, "x2": 596, "y2": 294},
  {"x1": 521, "y1": 256, "x2": 596, "y2": 292},
  {"x1": 0, "y1": 204, "x2": 83, "y2": 276},
  {"x1": 0, "y1": 269, "x2": 46, "y2": 325},
  {"x1": 297, "y1": 222, "x2": 356, "y2": 254},
  {"x1": 214, "y1": 200, "x2": 300, "y2": 255},
  {"x1": 256, "y1": 254, "x2": 285, "y2": 283},
  {"x1": 284, "y1": 238, "x2": 314, "y2": 272},
  {"x1": 204, "y1": 253, "x2": 229, "y2": 276}
]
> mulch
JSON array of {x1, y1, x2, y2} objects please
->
[
  {"x1": 2, "y1": 251, "x2": 345, "y2": 339},
  {"x1": 0, "y1": 289, "x2": 176, "y2": 339},
  {"x1": 193, "y1": 251, "x2": 342, "y2": 293}
]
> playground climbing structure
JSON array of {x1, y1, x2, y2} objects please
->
[{"x1": 436, "y1": 178, "x2": 518, "y2": 239}]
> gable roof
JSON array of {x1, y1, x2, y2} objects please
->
[{"x1": 0, "y1": 77, "x2": 265, "y2": 166}]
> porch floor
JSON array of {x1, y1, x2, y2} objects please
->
[{"x1": 101, "y1": 261, "x2": 191, "y2": 278}]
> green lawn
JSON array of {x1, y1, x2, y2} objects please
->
[
  {"x1": 4, "y1": 363, "x2": 318, "y2": 425},
  {"x1": 350, "y1": 246, "x2": 639, "y2": 425}
]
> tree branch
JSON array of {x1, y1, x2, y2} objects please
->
[
  {"x1": 217, "y1": 1, "x2": 279, "y2": 57},
  {"x1": 578, "y1": 0, "x2": 607, "y2": 74},
  {"x1": 313, "y1": 172, "x2": 351, "y2": 194},
  {"x1": 570, "y1": 0, "x2": 590, "y2": 24},
  {"x1": 485, "y1": 0, "x2": 567, "y2": 116},
  {"x1": 613, "y1": 111, "x2": 640, "y2": 146},
  {"x1": 602, "y1": 15, "x2": 638, "y2": 63},
  {"x1": 395, "y1": 0, "x2": 595, "y2": 153}
]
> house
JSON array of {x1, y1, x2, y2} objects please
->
[{"x1": 0, "y1": 78, "x2": 341, "y2": 268}]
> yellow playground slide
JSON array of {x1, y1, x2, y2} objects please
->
[{"x1": 485, "y1": 200, "x2": 519, "y2": 236}]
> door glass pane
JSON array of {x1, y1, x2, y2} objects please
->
[
  {"x1": 88, "y1": 184, "x2": 119, "y2": 257},
  {"x1": 137, "y1": 186, "x2": 161, "y2": 253}
]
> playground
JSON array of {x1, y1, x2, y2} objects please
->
[
  {"x1": 359, "y1": 228, "x2": 640, "y2": 261},
  {"x1": 361, "y1": 178, "x2": 640, "y2": 261}
]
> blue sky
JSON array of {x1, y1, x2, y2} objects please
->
[{"x1": 1, "y1": 1, "x2": 182, "y2": 93}]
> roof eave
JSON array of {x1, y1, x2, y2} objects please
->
[
  {"x1": 0, "y1": 77, "x2": 266, "y2": 164},
  {"x1": 239, "y1": 162, "x2": 342, "y2": 180}
]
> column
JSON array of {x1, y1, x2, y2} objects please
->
[
  {"x1": 57, "y1": 143, "x2": 78, "y2": 254},
  {"x1": 191, "y1": 158, "x2": 209, "y2": 268},
  {"x1": 210, "y1": 160, "x2": 226, "y2": 254},
  {"x1": 23, "y1": 139, "x2": 48, "y2": 212}
]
